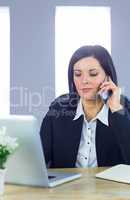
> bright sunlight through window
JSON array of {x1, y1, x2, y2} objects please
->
[
  {"x1": 0, "y1": 7, "x2": 10, "y2": 116},
  {"x1": 55, "y1": 6, "x2": 111, "y2": 97}
]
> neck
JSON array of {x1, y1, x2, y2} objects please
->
[{"x1": 81, "y1": 98, "x2": 103, "y2": 121}]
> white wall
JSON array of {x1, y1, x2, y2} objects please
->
[{"x1": 0, "y1": 0, "x2": 130, "y2": 123}]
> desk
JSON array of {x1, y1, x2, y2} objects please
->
[{"x1": 2, "y1": 168, "x2": 130, "y2": 200}]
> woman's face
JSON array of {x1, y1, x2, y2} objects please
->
[{"x1": 73, "y1": 56, "x2": 106, "y2": 100}]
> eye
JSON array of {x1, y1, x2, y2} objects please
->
[
  {"x1": 89, "y1": 69, "x2": 99, "y2": 76},
  {"x1": 89, "y1": 72, "x2": 98, "y2": 76},
  {"x1": 74, "y1": 71, "x2": 81, "y2": 77}
]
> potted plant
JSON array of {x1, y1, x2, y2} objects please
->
[{"x1": 0, "y1": 126, "x2": 19, "y2": 195}]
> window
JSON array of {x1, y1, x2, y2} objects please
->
[
  {"x1": 0, "y1": 7, "x2": 10, "y2": 116},
  {"x1": 55, "y1": 6, "x2": 111, "y2": 97}
]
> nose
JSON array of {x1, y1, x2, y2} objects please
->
[{"x1": 82, "y1": 74, "x2": 89, "y2": 84}]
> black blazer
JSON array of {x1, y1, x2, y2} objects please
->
[{"x1": 40, "y1": 93, "x2": 130, "y2": 168}]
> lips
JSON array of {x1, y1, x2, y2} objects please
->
[{"x1": 81, "y1": 88, "x2": 92, "y2": 93}]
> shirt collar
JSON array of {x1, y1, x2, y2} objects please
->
[{"x1": 73, "y1": 98, "x2": 109, "y2": 126}]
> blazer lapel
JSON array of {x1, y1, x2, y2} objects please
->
[
  {"x1": 67, "y1": 115, "x2": 84, "y2": 167},
  {"x1": 96, "y1": 110, "x2": 112, "y2": 166}
]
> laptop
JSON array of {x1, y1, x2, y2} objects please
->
[
  {"x1": 0, "y1": 115, "x2": 81, "y2": 187},
  {"x1": 95, "y1": 164, "x2": 130, "y2": 184}
]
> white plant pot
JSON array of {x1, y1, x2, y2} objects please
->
[{"x1": 0, "y1": 168, "x2": 6, "y2": 195}]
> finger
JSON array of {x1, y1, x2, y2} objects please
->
[
  {"x1": 100, "y1": 79, "x2": 116, "y2": 88},
  {"x1": 99, "y1": 85, "x2": 114, "y2": 93},
  {"x1": 100, "y1": 82, "x2": 113, "y2": 89}
]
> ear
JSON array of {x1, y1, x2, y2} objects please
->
[
  {"x1": 108, "y1": 76, "x2": 112, "y2": 82},
  {"x1": 104, "y1": 75, "x2": 109, "y2": 82}
]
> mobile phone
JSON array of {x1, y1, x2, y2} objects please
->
[
  {"x1": 100, "y1": 90, "x2": 112, "y2": 102},
  {"x1": 99, "y1": 76, "x2": 112, "y2": 102}
]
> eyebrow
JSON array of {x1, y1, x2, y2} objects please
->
[
  {"x1": 73, "y1": 69, "x2": 81, "y2": 71},
  {"x1": 89, "y1": 68, "x2": 98, "y2": 72},
  {"x1": 74, "y1": 68, "x2": 98, "y2": 71}
]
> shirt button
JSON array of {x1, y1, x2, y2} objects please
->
[
  {"x1": 85, "y1": 157, "x2": 87, "y2": 159},
  {"x1": 87, "y1": 142, "x2": 90, "y2": 144}
]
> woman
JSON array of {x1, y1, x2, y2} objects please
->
[{"x1": 40, "y1": 45, "x2": 130, "y2": 168}]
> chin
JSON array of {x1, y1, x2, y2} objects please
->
[{"x1": 81, "y1": 94, "x2": 97, "y2": 101}]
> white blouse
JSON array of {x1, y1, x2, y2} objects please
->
[{"x1": 73, "y1": 99, "x2": 109, "y2": 168}]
